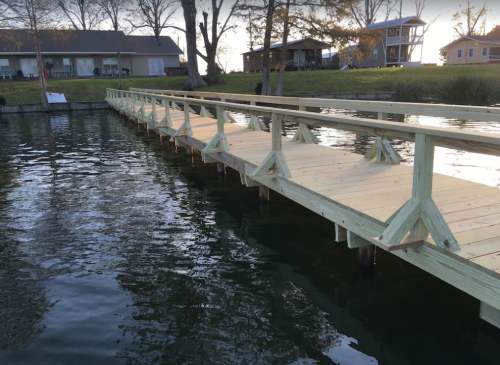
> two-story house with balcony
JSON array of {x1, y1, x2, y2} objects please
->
[{"x1": 343, "y1": 16, "x2": 426, "y2": 68}]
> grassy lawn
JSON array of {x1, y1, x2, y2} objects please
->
[{"x1": 1, "y1": 64, "x2": 499, "y2": 105}]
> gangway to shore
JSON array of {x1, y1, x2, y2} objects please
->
[{"x1": 106, "y1": 87, "x2": 500, "y2": 329}]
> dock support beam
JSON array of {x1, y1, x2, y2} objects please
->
[{"x1": 480, "y1": 302, "x2": 500, "y2": 328}]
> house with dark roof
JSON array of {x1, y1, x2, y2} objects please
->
[
  {"x1": 242, "y1": 38, "x2": 330, "y2": 72},
  {"x1": 440, "y1": 35, "x2": 500, "y2": 65},
  {"x1": 0, "y1": 29, "x2": 183, "y2": 78},
  {"x1": 346, "y1": 16, "x2": 427, "y2": 68}
]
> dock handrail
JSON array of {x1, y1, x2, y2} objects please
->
[
  {"x1": 107, "y1": 87, "x2": 500, "y2": 252},
  {"x1": 129, "y1": 88, "x2": 500, "y2": 123}
]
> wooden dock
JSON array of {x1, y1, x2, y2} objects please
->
[{"x1": 106, "y1": 87, "x2": 500, "y2": 329}]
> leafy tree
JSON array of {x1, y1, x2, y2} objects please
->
[{"x1": 487, "y1": 24, "x2": 500, "y2": 37}]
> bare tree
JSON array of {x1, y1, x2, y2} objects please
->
[
  {"x1": 0, "y1": 0, "x2": 61, "y2": 111},
  {"x1": 180, "y1": 0, "x2": 207, "y2": 87},
  {"x1": 350, "y1": 0, "x2": 395, "y2": 27},
  {"x1": 452, "y1": 0, "x2": 489, "y2": 37},
  {"x1": 126, "y1": 0, "x2": 179, "y2": 43},
  {"x1": 58, "y1": 0, "x2": 104, "y2": 30},
  {"x1": 216, "y1": 44, "x2": 232, "y2": 74},
  {"x1": 197, "y1": 0, "x2": 240, "y2": 83},
  {"x1": 97, "y1": 0, "x2": 131, "y2": 31}
]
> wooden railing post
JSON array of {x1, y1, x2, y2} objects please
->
[
  {"x1": 171, "y1": 93, "x2": 178, "y2": 110},
  {"x1": 151, "y1": 96, "x2": 157, "y2": 124},
  {"x1": 202, "y1": 105, "x2": 230, "y2": 156},
  {"x1": 251, "y1": 113, "x2": 291, "y2": 179},
  {"x1": 159, "y1": 96, "x2": 172, "y2": 127},
  {"x1": 247, "y1": 101, "x2": 262, "y2": 131},
  {"x1": 173, "y1": 98, "x2": 193, "y2": 137},
  {"x1": 378, "y1": 133, "x2": 460, "y2": 251}
]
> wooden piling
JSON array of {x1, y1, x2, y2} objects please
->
[
  {"x1": 359, "y1": 246, "x2": 375, "y2": 268},
  {"x1": 259, "y1": 185, "x2": 270, "y2": 201},
  {"x1": 217, "y1": 162, "x2": 225, "y2": 175}
]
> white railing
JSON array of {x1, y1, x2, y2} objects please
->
[{"x1": 387, "y1": 35, "x2": 418, "y2": 44}]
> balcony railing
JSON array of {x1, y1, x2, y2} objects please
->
[{"x1": 387, "y1": 35, "x2": 421, "y2": 44}]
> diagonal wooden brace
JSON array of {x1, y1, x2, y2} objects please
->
[
  {"x1": 377, "y1": 134, "x2": 459, "y2": 252},
  {"x1": 292, "y1": 106, "x2": 319, "y2": 143},
  {"x1": 292, "y1": 123, "x2": 319, "y2": 143},
  {"x1": 251, "y1": 113, "x2": 291, "y2": 179},
  {"x1": 365, "y1": 137, "x2": 402, "y2": 164}
]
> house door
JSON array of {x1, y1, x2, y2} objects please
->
[
  {"x1": 76, "y1": 58, "x2": 94, "y2": 76},
  {"x1": 20, "y1": 58, "x2": 38, "y2": 77},
  {"x1": 293, "y1": 51, "x2": 305, "y2": 67},
  {"x1": 148, "y1": 58, "x2": 164, "y2": 76}
]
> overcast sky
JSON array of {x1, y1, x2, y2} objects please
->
[{"x1": 151, "y1": 0, "x2": 500, "y2": 72}]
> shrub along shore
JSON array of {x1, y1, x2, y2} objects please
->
[{"x1": 0, "y1": 64, "x2": 499, "y2": 106}]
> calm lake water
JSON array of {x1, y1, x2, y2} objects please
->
[{"x1": 1, "y1": 109, "x2": 500, "y2": 365}]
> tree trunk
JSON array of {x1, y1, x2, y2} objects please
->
[
  {"x1": 205, "y1": 48, "x2": 218, "y2": 84},
  {"x1": 261, "y1": 0, "x2": 275, "y2": 95},
  {"x1": 35, "y1": 33, "x2": 50, "y2": 111},
  {"x1": 181, "y1": 0, "x2": 208, "y2": 88},
  {"x1": 275, "y1": 0, "x2": 290, "y2": 97}
]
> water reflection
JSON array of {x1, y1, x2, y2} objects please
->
[{"x1": 0, "y1": 111, "x2": 499, "y2": 364}]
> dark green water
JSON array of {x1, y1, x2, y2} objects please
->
[{"x1": 1, "y1": 110, "x2": 500, "y2": 365}]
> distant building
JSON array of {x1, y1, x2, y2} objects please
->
[
  {"x1": 440, "y1": 35, "x2": 500, "y2": 65},
  {"x1": 242, "y1": 38, "x2": 330, "y2": 72},
  {"x1": 341, "y1": 16, "x2": 427, "y2": 68},
  {"x1": 321, "y1": 52, "x2": 340, "y2": 68},
  {"x1": 0, "y1": 29, "x2": 183, "y2": 78}
]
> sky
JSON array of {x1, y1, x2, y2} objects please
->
[{"x1": 146, "y1": 0, "x2": 500, "y2": 72}]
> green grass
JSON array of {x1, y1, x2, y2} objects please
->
[{"x1": 1, "y1": 64, "x2": 500, "y2": 105}]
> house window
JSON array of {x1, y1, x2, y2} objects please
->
[
  {"x1": 482, "y1": 47, "x2": 488, "y2": 57},
  {"x1": 457, "y1": 49, "x2": 463, "y2": 58},
  {"x1": 63, "y1": 58, "x2": 72, "y2": 71},
  {"x1": 103, "y1": 58, "x2": 118, "y2": 71},
  {"x1": 373, "y1": 49, "x2": 378, "y2": 59},
  {"x1": 0, "y1": 59, "x2": 9, "y2": 71},
  {"x1": 468, "y1": 47, "x2": 474, "y2": 58},
  {"x1": 490, "y1": 47, "x2": 500, "y2": 60}
]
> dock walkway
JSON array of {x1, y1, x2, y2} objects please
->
[{"x1": 106, "y1": 88, "x2": 500, "y2": 329}]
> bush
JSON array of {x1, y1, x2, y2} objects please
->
[
  {"x1": 0, "y1": 96, "x2": 5, "y2": 105},
  {"x1": 384, "y1": 78, "x2": 427, "y2": 102},
  {"x1": 255, "y1": 82, "x2": 263, "y2": 95},
  {"x1": 436, "y1": 74, "x2": 500, "y2": 106}
]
